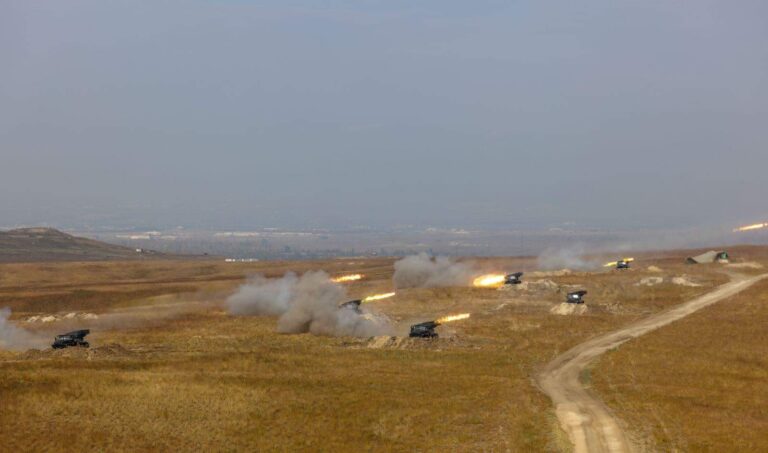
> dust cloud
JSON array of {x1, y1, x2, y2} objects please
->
[
  {"x1": 227, "y1": 271, "x2": 391, "y2": 337},
  {"x1": 0, "y1": 308, "x2": 47, "y2": 350}
]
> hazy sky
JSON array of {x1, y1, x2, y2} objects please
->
[{"x1": 2, "y1": 1, "x2": 767, "y2": 230}]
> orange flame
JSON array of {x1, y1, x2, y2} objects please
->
[
  {"x1": 473, "y1": 274, "x2": 506, "y2": 287},
  {"x1": 362, "y1": 292, "x2": 396, "y2": 303},
  {"x1": 603, "y1": 257, "x2": 635, "y2": 267},
  {"x1": 734, "y1": 223, "x2": 768, "y2": 232},
  {"x1": 332, "y1": 274, "x2": 363, "y2": 283},
  {"x1": 436, "y1": 313, "x2": 471, "y2": 324}
]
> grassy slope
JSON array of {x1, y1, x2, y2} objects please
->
[
  {"x1": 593, "y1": 276, "x2": 768, "y2": 452},
  {"x1": 0, "y1": 228, "x2": 171, "y2": 262},
  {"x1": 0, "y1": 252, "x2": 747, "y2": 451}
]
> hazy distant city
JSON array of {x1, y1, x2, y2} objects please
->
[{"x1": 55, "y1": 224, "x2": 768, "y2": 260}]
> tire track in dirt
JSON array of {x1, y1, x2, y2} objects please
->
[{"x1": 536, "y1": 273, "x2": 768, "y2": 453}]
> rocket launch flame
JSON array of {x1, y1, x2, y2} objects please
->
[
  {"x1": 435, "y1": 313, "x2": 470, "y2": 324},
  {"x1": 603, "y1": 257, "x2": 635, "y2": 267},
  {"x1": 472, "y1": 274, "x2": 506, "y2": 287},
  {"x1": 362, "y1": 292, "x2": 396, "y2": 303},
  {"x1": 733, "y1": 223, "x2": 768, "y2": 232},
  {"x1": 332, "y1": 274, "x2": 363, "y2": 283}
]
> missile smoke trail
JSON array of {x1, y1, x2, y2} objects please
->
[
  {"x1": 734, "y1": 222, "x2": 768, "y2": 232},
  {"x1": 0, "y1": 308, "x2": 46, "y2": 350},
  {"x1": 227, "y1": 271, "x2": 392, "y2": 337},
  {"x1": 332, "y1": 274, "x2": 363, "y2": 283},
  {"x1": 435, "y1": 313, "x2": 470, "y2": 324},
  {"x1": 362, "y1": 292, "x2": 395, "y2": 303}
]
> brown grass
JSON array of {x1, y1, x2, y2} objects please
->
[
  {"x1": 593, "y1": 277, "x2": 768, "y2": 452},
  {"x1": 0, "y1": 251, "x2": 756, "y2": 451}
]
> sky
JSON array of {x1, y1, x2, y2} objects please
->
[{"x1": 2, "y1": 0, "x2": 767, "y2": 231}]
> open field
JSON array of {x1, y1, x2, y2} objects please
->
[
  {"x1": 537, "y1": 273, "x2": 767, "y2": 453},
  {"x1": 593, "y1": 272, "x2": 768, "y2": 452},
  {"x1": 0, "y1": 248, "x2": 765, "y2": 451}
]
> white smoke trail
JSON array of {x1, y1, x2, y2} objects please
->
[
  {"x1": 0, "y1": 307, "x2": 47, "y2": 350},
  {"x1": 226, "y1": 271, "x2": 391, "y2": 337},
  {"x1": 227, "y1": 273, "x2": 298, "y2": 316}
]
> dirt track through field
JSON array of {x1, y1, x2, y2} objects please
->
[{"x1": 536, "y1": 273, "x2": 768, "y2": 453}]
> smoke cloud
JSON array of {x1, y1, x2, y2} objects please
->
[
  {"x1": 393, "y1": 253, "x2": 476, "y2": 288},
  {"x1": 537, "y1": 245, "x2": 599, "y2": 270},
  {"x1": 226, "y1": 271, "x2": 391, "y2": 337},
  {"x1": 0, "y1": 308, "x2": 46, "y2": 350},
  {"x1": 227, "y1": 273, "x2": 297, "y2": 316}
]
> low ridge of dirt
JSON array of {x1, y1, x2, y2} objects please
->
[
  {"x1": 671, "y1": 276, "x2": 702, "y2": 287},
  {"x1": 550, "y1": 303, "x2": 589, "y2": 316},
  {"x1": 343, "y1": 335, "x2": 470, "y2": 350},
  {"x1": 20, "y1": 343, "x2": 132, "y2": 360}
]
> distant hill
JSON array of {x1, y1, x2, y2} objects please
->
[{"x1": 0, "y1": 228, "x2": 170, "y2": 262}]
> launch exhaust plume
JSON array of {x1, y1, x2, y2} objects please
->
[
  {"x1": 734, "y1": 222, "x2": 768, "y2": 232},
  {"x1": 603, "y1": 257, "x2": 635, "y2": 268},
  {"x1": 362, "y1": 292, "x2": 396, "y2": 303},
  {"x1": 473, "y1": 274, "x2": 506, "y2": 288},
  {"x1": 0, "y1": 308, "x2": 46, "y2": 350},
  {"x1": 332, "y1": 274, "x2": 363, "y2": 283},
  {"x1": 393, "y1": 253, "x2": 475, "y2": 288},
  {"x1": 435, "y1": 313, "x2": 471, "y2": 324},
  {"x1": 227, "y1": 271, "x2": 391, "y2": 337}
]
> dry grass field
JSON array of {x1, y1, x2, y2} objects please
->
[
  {"x1": 593, "y1": 261, "x2": 768, "y2": 452},
  {"x1": 0, "y1": 249, "x2": 762, "y2": 451}
]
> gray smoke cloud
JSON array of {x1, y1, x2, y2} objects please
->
[
  {"x1": 227, "y1": 273, "x2": 298, "y2": 316},
  {"x1": 393, "y1": 253, "x2": 476, "y2": 288},
  {"x1": 0, "y1": 308, "x2": 47, "y2": 350},
  {"x1": 537, "y1": 245, "x2": 600, "y2": 270},
  {"x1": 226, "y1": 271, "x2": 391, "y2": 337}
]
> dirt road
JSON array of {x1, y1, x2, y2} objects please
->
[{"x1": 536, "y1": 273, "x2": 768, "y2": 453}]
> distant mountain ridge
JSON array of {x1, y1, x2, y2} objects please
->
[{"x1": 0, "y1": 227, "x2": 167, "y2": 262}]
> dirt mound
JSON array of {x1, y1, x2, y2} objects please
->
[
  {"x1": 647, "y1": 265, "x2": 663, "y2": 273},
  {"x1": 19, "y1": 343, "x2": 132, "y2": 360},
  {"x1": 726, "y1": 262, "x2": 764, "y2": 270},
  {"x1": 550, "y1": 303, "x2": 589, "y2": 316},
  {"x1": 366, "y1": 336, "x2": 398, "y2": 349},
  {"x1": 525, "y1": 279, "x2": 560, "y2": 291},
  {"x1": 349, "y1": 336, "x2": 468, "y2": 350},
  {"x1": 671, "y1": 276, "x2": 701, "y2": 287},
  {"x1": 636, "y1": 277, "x2": 664, "y2": 287},
  {"x1": 25, "y1": 312, "x2": 99, "y2": 323},
  {"x1": 506, "y1": 319, "x2": 542, "y2": 332},
  {"x1": 499, "y1": 279, "x2": 560, "y2": 292}
]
